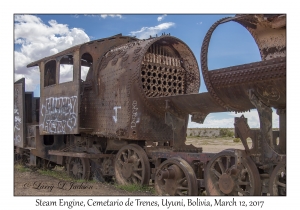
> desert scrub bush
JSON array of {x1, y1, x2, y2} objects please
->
[
  {"x1": 233, "y1": 138, "x2": 241, "y2": 143},
  {"x1": 219, "y1": 128, "x2": 234, "y2": 137},
  {"x1": 198, "y1": 131, "x2": 202, "y2": 136}
]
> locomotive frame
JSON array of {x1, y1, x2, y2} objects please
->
[{"x1": 14, "y1": 14, "x2": 286, "y2": 196}]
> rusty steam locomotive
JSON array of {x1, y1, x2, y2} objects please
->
[{"x1": 14, "y1": 14, "x2": 286, "y2": 196}]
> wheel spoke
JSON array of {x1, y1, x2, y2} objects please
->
[
  {"x1": 133, "y1": 172, "x2": 142, "y2": 180},
  {"x1": 226, "y1": 156, "x2": 230, "y2": 170},
  {"x1": 177, "y1": 177, "x2": 186, "y2": 184},
  {"x1": 241, "y1": 169, "x2": 248, "y2": 176},
  {"x1": 134, "y1": 168, "x2": 143, "y2": 172},
  {"x1": 136, "y1": 158, "x2": 141, "y2": 164},
  {"x1": 121, "y1": 152, "x2": 128, "y2": 161},
  {"x1": 182, "y1": 180, "x2": 188, "y2": 187},
  {"x1": 217, "y1": 159, "x2": 225, "y2": 173},
  {"x1": 133, "y1": 158, "x2": 141, "y2": 167},
  {"x1": 127, "y1": 149, "x2": 132, "y2": 158},
  {"x1": 211, "y1": 169, "x2": 221, "y2": 178},
  {"x1": 117, "y1": 158, "x2": 124, "y2": 166},
  {"x1": 131, "y1": 176, "x2": 138, "y2": 184},
  {"x1": 237, "y1": 180, "x2": 250, "y2": 186}
]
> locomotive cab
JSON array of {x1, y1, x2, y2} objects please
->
[{"x1": 27, "y1": 34, "x2": 138, "y2": 135}]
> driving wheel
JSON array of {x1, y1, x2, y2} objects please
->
[
  {"x1": 155, "y1": 157, "x2": 198, "y2": 195},
  {"x1": 114, "y1": 144, "x2": 150, "y2": 185},
  {"x1": 67, "y1": 157, "x2": 90, "y2": 180},
  {"x1": 205, "y1": 149, "x2": 261, "y2": 195},
  {"x1": 269, "y1": 160, "x2": 286, "y2": 195}
]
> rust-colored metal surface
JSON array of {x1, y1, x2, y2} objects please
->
[
  {"x1": 155, "y1": 157, "x2": 198, "y2": 195},
  {"x1": 14, "y1": 78, "x2": 25, "y2": 148},
  {"x1": 269, "y1": 160, "x2": 286, "y2": 195},
  {"x1": 201, "y1": 15, "x2": 286, "y2": 112},
  {"x1": 48, "y1": 150, "x2": 114, "y2": 158},
  {"x1": 67, "y1": 157, "x2": 90, "y2": 180},
  {"x1": 16, "y1": 14, "x2": 286, "y2": 196},
  {"x1": 27, "y1": 34, "x2": 139, "y2": 135},
  {"x1": 204, "y1": 149, "x2": 261, "y2": 196},
  {"x1": 201, "y1": 15, "x2": 286, "y2": 196},
  {"x1": 14, "y1": 78, "x2": 40, "y2": 150},
  {"x1": 114, "y1": 144, "x2": 150, "y2": 185},
  {"x1": 79, "y1": 35, "x2": 200, "y2": 146}
]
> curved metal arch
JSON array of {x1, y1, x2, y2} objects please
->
[{"x1": 200, "y1": 15, "x2": 286, "y2": 111}]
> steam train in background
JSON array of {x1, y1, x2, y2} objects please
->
[{"x1": 14, "y1": 14, "x2": 286, "y2": 196}]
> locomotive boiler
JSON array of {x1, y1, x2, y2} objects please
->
[{"x1": 14, "y1": 14, "x2": 286, "y2": 196}]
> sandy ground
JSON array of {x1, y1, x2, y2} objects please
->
[
  {"x1": 14, "y1": 137, "x2": 248, "y2": 196},
  {"x1": 186, "y1": 136, "x2": 250, "y2": 153},
  {"x1": 14, "y1": 168, "x2": 154, "y2": 196}
]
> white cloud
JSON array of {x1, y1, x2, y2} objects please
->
[
  {"x1": 188, "y1": 114, "x2": 235, "y2": 128},
  {"x1": 197, "y1": 22, "x2": 202, "y2": 25},
  {"x1": 129, "y1": 22, "x2": 175, "y2": 39},
  {"x1": 157, "y1": 14, "x2": 167, "y2": 22},
  {"x1": 14, "y1": 15, "x2": 90, "y2": 91},
  {"x1": 84, "y1": 15, "x2": 98, "y2": 17},
  {"x1": 229, "y1": 109, "x2": 279, "y2": 128},
  {"x1": 59, "y1": 65, "x2": 73, "y2": 83},
  {"x1": 100, "y1": 15, "x2": 122, "y2": 19},
  {"x1": 188, "y1": 109, "x2": 279, "y2": 128}
]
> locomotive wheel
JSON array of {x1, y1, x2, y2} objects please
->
[
  {"x1": 37, "y1": 158, "x2": 56, "y2": 170},
  {"x1": 154, "y1": 157, "x2": 198, "y2": 196},
  {"x1": 269, "y1": 160, "x2": 286, "y2": 195},
  {"x1": 204, "y1": 149, "x2": 261, "y2": 196},
  {"x1": 114, "y1": 144, "x2": 150, "y2": 185},
  {"x1": 67, "y1": 157, "x2": 90, "y2": 180}
]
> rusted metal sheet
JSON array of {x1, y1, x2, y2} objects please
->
[
  {"x1": 149, "y1": 92, "x2": 227, "y2": 123},
  {"x1": 39, "y1": 49, "x2": 81, "y2": 135},
  {"x1": 145, "y1": 145, "x2": 215, "y2": 168},
  {"x1": 14, "y1": 78, "x2": 25, "y2": 148},
  {"x1": 39, "y1": 90, "x2": 80, "y2": 135},
  {"x1": 48, "y1": 150, "x2": 114, "y2": 158},
  {"x1": 26, "y1": 125, "x2": 38, "y2": 148},
  {"x1": 80, "y1": 34, "x2": 200, "y2": 147},
  {"x1": 201, "y1": 15, "x2": 286, "y2": 112},
  {"x1": 27, "y1": 33, "x2": 201, "y2": 146},
  {"x1": 35, "y1": 34, "x2": 138, "y2": 135},
  {"x1": 234, "y1": 15, "x2": 286, "y2": 61}
]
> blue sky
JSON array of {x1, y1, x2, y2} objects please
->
[{"x1": 14, "y1": 14, "x2": 279, "y2": 128}]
